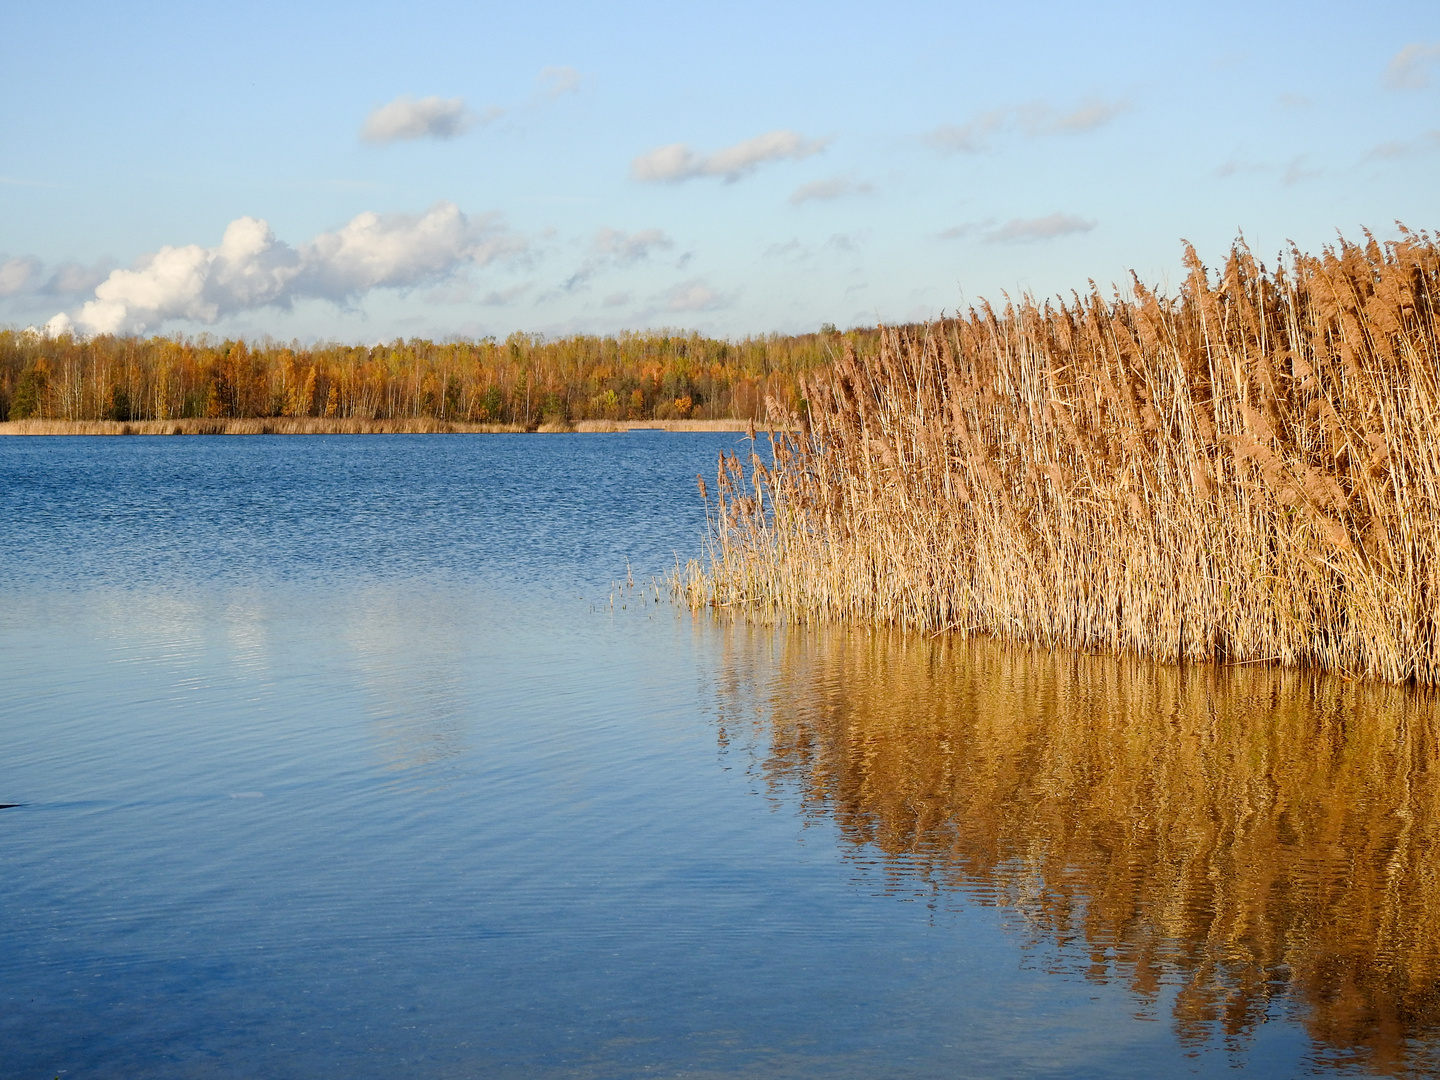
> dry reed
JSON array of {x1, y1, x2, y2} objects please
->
[{"x1": 680, "y1": 229, "x2": 1440, "y2": 684}]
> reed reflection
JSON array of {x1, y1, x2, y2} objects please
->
[{"x1": 712, "y1": 624, "x2": 1440, "y2": 1076}]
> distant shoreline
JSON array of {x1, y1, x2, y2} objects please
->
[{"x1": 0, "y1": 417, "x2": 776, "y2": 436}]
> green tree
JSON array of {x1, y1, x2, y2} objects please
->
[{"x1": 10, "y1": 365, "x2": 45, "y2": 420}]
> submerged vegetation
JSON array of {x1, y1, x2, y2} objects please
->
[
  {"x1": 0, "y1": 328, "x2": 870, "y2": 428},
  {"x1": 683, "y1": 229, "x2": 1440, "y2": 684}
]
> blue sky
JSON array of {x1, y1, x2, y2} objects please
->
[{"x1": 2, "y1": 0, "x2": 1437, "y2": 341}]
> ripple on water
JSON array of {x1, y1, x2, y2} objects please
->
[{"x1": 1, "y1": 434, "x2": 1437, "y2": 1079}]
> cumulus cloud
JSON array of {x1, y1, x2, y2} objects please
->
[
  {"x1": 362, "y1": 95, "x2": 493, "y2": 143},
  {"x1": 1385, "y1": 43, "x2": 1440, "y2": 90},
  {"x1": 631, "y1": 130, "x2": 828, "y2": 183},
  {"x1": 561, "y1": 227, "x2": 674, "y2": 292},
  {"x1": 789, "y1": 177, "x2": 873, "y2": 205},
  {"x1": 984, "y1": 213, "x2": 1096, "y2": 243},
  {"x1": 927, "y1": 97, "x2": 1127, "y2": 153},
  {"x1": 41, "y1": 313, "x2": 76, "y2": 337},
  {"x1": 46, "y1": 202, "x2": 526, "y2": 336},
  {"x1": 0, "y1": 256, "x2": 41, "y2": 297}
]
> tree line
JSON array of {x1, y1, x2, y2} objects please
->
[{"x1": 0, "y1": 327, "x2": 876, "y2": 426}]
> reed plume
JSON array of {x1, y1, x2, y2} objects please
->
[{"x1": 682, "y1": 229, "x2": 1440, "y2": 683}]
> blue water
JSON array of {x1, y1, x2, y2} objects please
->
[{"x1": 0, "y1": 434, "x2": 1430, "y2": 1078}]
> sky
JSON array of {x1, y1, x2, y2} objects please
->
[{"x1": 1, "y1": 0, "x2": 1437, "y2": 343}]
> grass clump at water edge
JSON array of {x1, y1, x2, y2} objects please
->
[{"x1": 677, "y1": 228, "x2": 1440, "y2": 684}]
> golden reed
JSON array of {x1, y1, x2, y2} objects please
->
[{"x1": 681, "y1": 229, "x2": 1440, "y2": 683}]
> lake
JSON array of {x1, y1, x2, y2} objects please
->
[{"x1": 2, "y1": 433, "x2": 1437, "y2": 1078}]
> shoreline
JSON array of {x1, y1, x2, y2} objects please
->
[{"x1": 0, "y1": 417, "x2": 773, "y2": 436}]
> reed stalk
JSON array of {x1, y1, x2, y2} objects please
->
[{"x1": 681, "y1": 229, "x2": 1440, "y2": 684}]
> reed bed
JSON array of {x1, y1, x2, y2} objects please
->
[{"x1": 681, "y1": 229, "x2": 1440, "y2": 684}]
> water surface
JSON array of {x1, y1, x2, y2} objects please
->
[{"x1": 2, "y1": 434, "x2": 1437, "y2": 1078}]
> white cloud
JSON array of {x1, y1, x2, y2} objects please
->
[
  {"x1": 925, "y1": 112, "x2": 1006, "y2": 153},
  {"x1": 560, "y1": 227, "x2": 674, "y2": 292},
  {"x1": 631, "y1": 144, "x2": 693, "y2": 181},
  {"x1": 0, "y1": 256, "x2": 41, "y2": 297},
  {"x1": 927, "y1": 97, "x2": 1127, "y2": 153},
  {"x1": 631, "y1": 130, "x2": 828, "y2": 183},
  {"x1": 592, "y1": 226, "x2": 672, "y2": 262},
  {"x1": 299, "y1": 203, "x2": 522, "y2": 295},
  {"x1": 1385, "y1": 43, "x2": 1440, "y2": 90},
  {"x1": 662, "y1": 279, "x2": 729, "y2": 312},
  {"x1": 984, "y1": 213, "x2": 1096, "y2": 243},
  {"x1": 42, "y1": 312, "x2": 75, "y2": 337},
  {"x1": 48, "y1": 202, "x2": 526, "y2": 336},
  {"x1": 537, "y1": 66, "x2": 581, "y2": 99},
  {"x1": 602, "y1": 292, "x2": 631, "y2": 308},
  {"x1": 361, "y1": 95, "x2": 492, "y2": 143},
  {"x1": 789, "y1": 177, "x2": 873, "y2": 205}
]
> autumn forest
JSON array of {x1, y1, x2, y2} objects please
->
[{"x1": 0, "y1": 327, "x2": 870, "y2": 427}]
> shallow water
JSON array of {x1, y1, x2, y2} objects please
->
[{"x1": 2, "y1": 433, "x2": 1437, "y2": 1078}]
